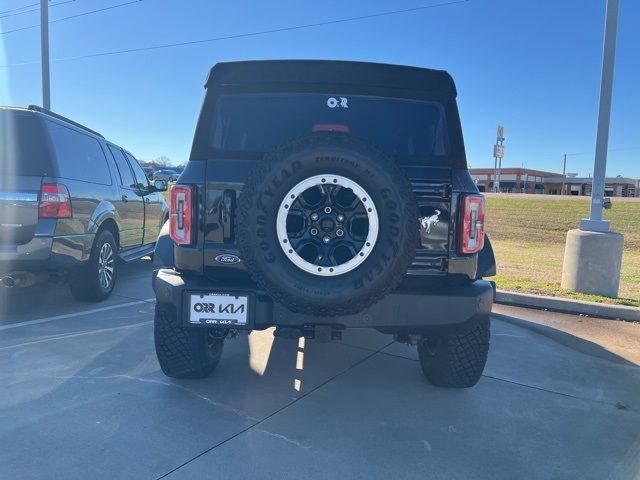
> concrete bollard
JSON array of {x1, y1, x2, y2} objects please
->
[{"x1": 561, "y1": 229, "x2": 624, "y2": 298}]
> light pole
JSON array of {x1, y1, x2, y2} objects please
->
[
  {"x1": 40, "y1": 0, "x2": 51, "y2": 110},
  {"x1": 580, "y1": 0, "x2": 620, "y2": 232},
  {"x1": 493, "y1": 126, "x2": 504, "y2": 193},
  {"x1": 561, "y1": 153, "x2": 567, "y2": 195},
  {"x1": 561, "y1": 0, "x2": 624, "y2": 298}
]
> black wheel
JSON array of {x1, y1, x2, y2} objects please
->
[
  {"x1": 417, "y1": 318, "x2": 490, "y2": 388},
  {"x1": 69, "y1": 229, "x2": 118, "y2": 302},
  {"x1": 236, "y1": 133, "x2": 418, "y2": 316},
  {"x1": 154, "y1": 304, "x2": 224, "y2": 379}
]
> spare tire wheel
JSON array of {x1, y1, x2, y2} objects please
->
[{"x1": 236, "y1": 133, "x2": 418, "y2": 316}]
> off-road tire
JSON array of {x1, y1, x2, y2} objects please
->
[
  {"x1": 154, "y1": 304, "x2": 224, "y2": 379},
  {"x1": 236, "y1": 133, "x2": 418, "y2": 316},
  {"x1": 69, "y1": 229, "x2": 118, "y2": 302},
  {"x1": 417, "y1": 318, "x2": 490, "y2": 388}
]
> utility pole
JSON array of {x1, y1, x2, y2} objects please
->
[
  {"x1": 561, "y1": 153, "x2": 567, "y2": 195},
  {"x1": 40, "y1": 0, "x2": 51, "y2": 110}
]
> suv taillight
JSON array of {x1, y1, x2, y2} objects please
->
[
  {"x1": 170, "y1": 185, "x2": 193, "y2": 245},
  {"x1": 460, "y1": 195, "x2": 485, "y2": 254},
  {"x1": 39, "y1": 183, "x2": 71, "y2": 218}
]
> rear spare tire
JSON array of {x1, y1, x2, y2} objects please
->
[{"x1": 236, "y1": 133, "x2": 418, "y2": 316}]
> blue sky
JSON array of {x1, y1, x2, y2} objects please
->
[{"x1": 1, "y1": 0, "x2": 639, "y2": 177}]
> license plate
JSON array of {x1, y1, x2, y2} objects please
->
[{"x1": 188, "y1": 293, "x2": 248, "y2": 326}]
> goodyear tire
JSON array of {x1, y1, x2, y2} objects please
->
[
  {"x1": 417, "y1": 318, "x2": 490, "y2": 388},
  {"x1": 236, "y1": 133, "x2": 418, "y2": 316},
  {"x1": 154, "y1": 304, "x2": 224, "y2": 379}
]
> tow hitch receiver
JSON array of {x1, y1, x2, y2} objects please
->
[{"x1": 274, "y1": 325, "x2": 343, "y2": 342}]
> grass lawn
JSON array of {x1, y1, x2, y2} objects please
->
[{"x1": 485, "y1": 194, "x2": 640, "y2": 307}]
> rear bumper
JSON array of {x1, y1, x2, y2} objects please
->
[
  {"x1": 0, "y1": 234, "x2": 92, "y2": 274},
  {"x1": 153, "y1": 268, "x2": 493, "y2": 332}
]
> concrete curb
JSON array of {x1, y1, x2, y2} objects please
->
[
  {"x1": 495, "y1": 289, "x2": 640, "y2": 322},
  {"x1": 493, "y1": 314, "x2": 637, "y2": 366}
]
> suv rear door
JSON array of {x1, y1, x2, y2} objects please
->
[
  {"x1": 108, "y1": 144, "x2": 145, "y2": 248},
  {"x1": 199, "y1": 92, "x2": 455, "y2": 275},
  {"x1": 0, "y1": 109, "x2": 52, "y2": 247}
]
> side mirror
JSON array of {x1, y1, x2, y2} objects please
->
[{"x1": 154, "y1": 179, "x2": 168, "y2": 192}]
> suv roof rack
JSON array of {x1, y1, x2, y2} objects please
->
[{"x1": 27, "y1": 104, "x2": 104, "y2": 138}]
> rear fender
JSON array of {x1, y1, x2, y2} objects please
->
[
  {"x1": 88, "y1": 201, "x2": 118, "y2": 235},
  {"x1": 153, "y1": 220, "x2": 174, "y2": 268},
  {"x1": 476, "y1": 234, "x2": 496, "y2": 278}
]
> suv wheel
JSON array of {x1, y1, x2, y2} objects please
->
[
  {"x1": 69, "y1": 229, "x2": 118, "y2": 302},
  {"x1": 154, "y1": 304, "x2": 224, "y2": 378},
  {"x1": 236, "y1": 133, "x2": 418, "y2": 316},
  {"x1": 417, "y1": 318, "x2": 490, "y2": 388}
]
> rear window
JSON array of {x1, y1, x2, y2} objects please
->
[
  {"x1": 45, "y1": 120, "x2": 111, "y2": 185},
  {"x1": 210, "y1": 94, "x2": 449, "y2": 159},
  {"x1": 0, "y1": 110, "x2": 54, "y2": 177}
]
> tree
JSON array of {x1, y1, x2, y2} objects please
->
[{"x1": 154, "y1": 156, "x2": 172, "y2": 167}]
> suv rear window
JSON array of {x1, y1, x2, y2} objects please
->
[
  {"x1": 0, "y1": 110, "x2": 54, "y2": 177},
  {"x1": 45, "y1": 120, "x2": 111, "y2": 185},
  {"x1": 210, "y1": 94, "x2": 449, "y2": 159}
]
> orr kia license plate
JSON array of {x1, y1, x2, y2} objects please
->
[{"x1": 189, "y1": 293, "x2": 248, "y2": 326}]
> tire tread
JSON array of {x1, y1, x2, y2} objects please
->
[
  {"x1": 154, "y1": 304, "x2": 223, "y2": 379},
  {"x1": 418, "y1": 319, "x2": 490, "y2": 388}
]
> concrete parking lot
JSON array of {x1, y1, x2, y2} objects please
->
[{"x1": 1, "y1": 260, "x2": 639, "y2": 479}]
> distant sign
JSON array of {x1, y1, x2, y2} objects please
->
[
  {"x1": 497, "y1": 125, "x2": 505, "y2": 141},
  {"x1": 494, "y1": 144, "x2": 504, "y2": 158}
]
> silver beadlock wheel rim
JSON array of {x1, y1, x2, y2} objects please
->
[
  {"x1": 98, "y1": 242, "x2": 114, "y2": 289},
  {"x1": 276, "y1": 174, "x2": 379, "y2": 276}
]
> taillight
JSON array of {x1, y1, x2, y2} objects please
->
[
  {"x1": 39, "y1": 183, "x2": 71, "y2": 218},
  {"x1": 460, "y1": 195, "x2": 485, "y2": 254},
  {"x1": 170, "y1": 185, "x2": 193, "y2": 245}
]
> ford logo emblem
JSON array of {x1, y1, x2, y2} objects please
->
[{"x1": 215, "y1": 254, "x2": 241, "y2": 265}]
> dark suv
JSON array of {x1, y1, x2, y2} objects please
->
[
  {"x1": 0, "y1": 105, "x2": 169, "y2": 301},
  {"x1": 153, "y1": 60, "x2": 496, "y2": 388}
]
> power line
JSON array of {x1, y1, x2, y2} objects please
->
[
  {"x1": 0, "y1": 2, "x2": 40, "y2": 16},
  {"x1": 0, "y1": 0, "x2": 469, "y2": 67},
  {"x1": 0, "y1": 0, "x2": 76, "y2": 19},
  {"x1": 0, "y1": 0, "x2": 143, "y2": 36}
]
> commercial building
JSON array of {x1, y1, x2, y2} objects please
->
[
  {"x1": 469, "y1": 168, "x2": 561, "y2": 194},
  {"x1": 469, "y1": 168, "x2": 639, "y2": 197},
  {"x1": 543, "y1": 175, "x2": 637, "y2": 197}
]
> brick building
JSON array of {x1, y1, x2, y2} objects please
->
[
  {"x1": 543, "y1": 175, "x2": 637, "y2": 197},
  {"x1": 469, "y1": 168, "x2": 639, "y2": 197},
  {"x1": 469, "y1": 168, "x2": 561, "y2": 194}
]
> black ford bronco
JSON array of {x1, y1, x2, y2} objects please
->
[{"x1": 153, "y1": 60, "x2": 496, "y2": 388}]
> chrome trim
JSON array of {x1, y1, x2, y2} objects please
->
[{"x1": 0, "y1": 192, "x2": 38, "y2": 203}]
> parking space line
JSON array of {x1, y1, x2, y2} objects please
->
[
  {"x1": 0, "y1": 321, "x2": 153, "y2": 350},
  {"x1": 0, "y1": 298, "x2": 155, "y2": 331}
]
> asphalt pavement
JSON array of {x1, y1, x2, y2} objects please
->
[{"x1": 1, "y1": 259, "x2": 639, "y2": 480}]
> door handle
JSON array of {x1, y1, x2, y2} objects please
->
[{"x1": 121, "y1": 195, "x2": 129, "y2": 202}]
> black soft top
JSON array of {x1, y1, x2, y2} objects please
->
[{"x1": 206, "y1": 60, "x2": 457, "y2": 97}]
